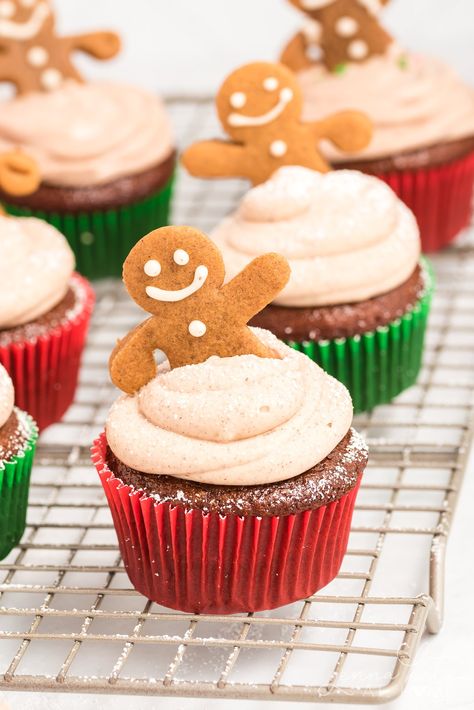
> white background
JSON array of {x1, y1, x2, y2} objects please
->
[
  {"x1": 0, "y1": 1, "x2": 473, "y2": 709},
  {"x1": 56, "y1": 0, "x2": 474, "y2": 95}
]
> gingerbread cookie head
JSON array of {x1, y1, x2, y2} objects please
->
[
  {"x1": 0, "y1": 0, "x2": 121, "y2": 95},
  {"x1": 123, "y1": 226, "x2": 226, "y2": 316},
  {"x1": 216, "y1": 62, "x2": 303, "y2": 143},
  {"x1": 283, "y1": 0, "x2": 393, "y2": 72}
]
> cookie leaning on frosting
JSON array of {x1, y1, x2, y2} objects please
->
[
  {"x1": 212, "y1": 166, "x2": 433, "y2": 413},
  {"x1": 0, "y1": 214, "x2": 94, "y2": 430},
  {"x1": 281, "y1": 0, "x2": 474, "y2": 251},
  {"x1": 92, "y1": 225, "x2": 368, "y2": 614},
  {"x1": 0, "y1": 365, "x2": 38, "y2": 560},
  {"x1": 0, "y1": 0, "x2": 175, "y2": 278}
]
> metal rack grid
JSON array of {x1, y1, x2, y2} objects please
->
[{"x1": 0, "y1": 99, "x2": 472, "y2": 703}]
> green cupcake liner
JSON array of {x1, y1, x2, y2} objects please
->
[
  {"x1": 6, "y1": 177, "x2": 174, "y2": 280},
  {"x1": 0, "y1": 413, "x2": 38, "y2": 560},
  {"x1": 287, "y1": 261, "x2": 434, "y2": 413}
]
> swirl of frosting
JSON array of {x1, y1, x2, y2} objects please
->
[
  {"x1": 299, "y1": 46, "x2": 474, "y2": 160},
  {"x1": 0, "y1": 365, "x2": 14, "y2": 429},
  {"x1": 0, "y1": 215, "x2": 74, "y2": 328},
  {"x1": 106, "y1": 329, "x2": 353, "y2": 486},
  {"x1": 0, "y1": 81, "x2": 174, "y2": 187},
  {"x1": 211, "y1": 167, "x2": 420, "y2": 307}
]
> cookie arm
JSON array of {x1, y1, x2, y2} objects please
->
[
  {"x1": 109, "y1": 319, "x2": 158, "y2": 395},
  {"x1": 310, "y1": 111, "x2": 373, "y2": 153},
  {"x1": 280, "y1": 32, "x2": 314, "y2": 71},
  {"x1": 222, "y1": 253, "x2": 291, "y2": 323},
  {"x1": 181, "y1": 140, "x2": 249, "y2": 180},
  {"x1": 62, "y1": 31, "x2": 121, "y2": 60}
]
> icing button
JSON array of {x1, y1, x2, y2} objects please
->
[
  {"x1": 41, "y1": 67, "x2": 63, "y2": 91},
  {"x1": 27, "y1": 46, "x2": 49, "y2": 67},
  {"x1": 270, "y1": 140, "x2": 288, "y2": 158},
  {"x1": 335, "y1": 16, "x2": 359, "y2": 37},
  {"x1": 188, "y1": 320, "x2": 207, "y2": 338},
  {"x1": 348, "y1": 39, "x2": 369, "y2": 60}
]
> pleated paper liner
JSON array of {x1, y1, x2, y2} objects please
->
[
  {"x1": 92, "y1": 433, "x2": 363, "y2": 614},
  {"x1": 5, "y1": 177, "x2": 174, "y2": 280},
  {"x1": 0, "y1": 412, "x2": 38, "y2": 560},
  {"x1": 372, "y1": 148, "x2": 474, "y2": 253},
  {"x1": 0, "y1": 274, "x2": 95, "y2": 432},
  {"x1": 287, "y1": 262, "x2": 434, "y2": 414}
]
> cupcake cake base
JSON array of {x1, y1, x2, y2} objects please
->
[
  {"x1": 252, "y1": 262, "x2": 433, "y2": 413},
  {"x1": 92, "y1": 428, "x2": 368, "y2": 614}
]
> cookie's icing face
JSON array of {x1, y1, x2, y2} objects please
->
[
  {"x1": 123, "y1": 230, "x2": 226, "y2": 314},
  {"x1": 217, "y1": 63, "x2": 303, "y2": 138},
  {"x1": 0, "y1": 0, "x2": 51, "y2": 39}
]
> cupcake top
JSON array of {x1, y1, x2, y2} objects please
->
[
  {"x1": 211, "y1": 166, "x2": 420, "y2": 308},
  {"x1": 107, "y1": 329, "x2": 353, "y2": 486},
  {"x1": 0, "y1": 365, "x2": 14, "y2": 430},
  {"x1": 0, "y1": 81, "x2": 174, "y2": 187},
  {"x1": 0, "y1": 215, "x2": 75, "y2": 329},
  {"x1": 299, "y1": 46, "x2": 474, "y2": 161}
]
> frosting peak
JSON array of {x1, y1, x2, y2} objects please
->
[
  {"x1": 106, "y1": 330, "x2": 353, "y2": 486},
  {"x1": 212, "y1": 167, "x2": 420, "y2": 307},
  {"x1": 0, "y1": 365, "x2": 14, "y2": 429},
  {"x1": 0, "y1": 215, "x2": 74, "y2": 328},
  {"x1": 0, "y1": 81, "x2": 174, "y2": 187}
]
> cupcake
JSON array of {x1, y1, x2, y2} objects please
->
[
  {"x1": 0, "y1": 365, "x2": 38, "y2": 560},
  {"x1": 0, "y1": 0, "x2": 175, "y2": 278},
  {"x1": 280, "y1": 0, "x2": 474, "y2": 252},
  {"x1": 211, "y1": 166, "x2": 433, "y2": 413},
  {"x1": 0, "y1": 214, "x2": 94, "y2": 430},
  {"x1": 92, "y1": 225, "x2": 368, "y2": 614}
]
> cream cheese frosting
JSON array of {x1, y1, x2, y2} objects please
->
[
  {"x1": 0, "y1": 365, "x2": 14, "y2": 429},
  {"x1": 0, "y1": 81, "x2": 174, "y2": 187},
  {"x1": 0, "y1": 215, "x2": 75, "y2": 329},
  {"x1": 299, "y1": 46, "x2": 474, "y2": 161},
  {"x1": 211, "y1": 166, "x2": 420, "y2": 308},
  {"x1": 106, "y1": 329, "x2": 353, "y2": 486}
]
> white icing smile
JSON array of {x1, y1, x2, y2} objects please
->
[
  {"x1": 0, "y1": 0, "x2": 50, "y2": 39},
  {"x1": 146, "y1": 265, "x2": 209, "y2": 302},
  {"x1": 228, "y1": 87, "x2": 294, "y2": 128}
]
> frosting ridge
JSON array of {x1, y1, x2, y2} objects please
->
[
  {"x1": 0, "y1": 81, "x2": 174, "y2": 186},
  {"x1": 299, "y1": 48, "x2": 474, "y2": 160},
  {"x1": 211, "y1": 167, "x2": 421, "y2": 307},
  {"x1": 0, "y1": 215, "x2": 74, "y2": 328},
  {"x1": 0, "y1": 365, "x2": 14, "y2": 429},
  {"x1": 106, "y1": 329, "x2": 353, "y2": 486}
]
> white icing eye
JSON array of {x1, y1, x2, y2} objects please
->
[
  {"x1": 144, "y1": 259, "x2": 161, "y2": 277},
  {"x1": 263, "y1": 77, "x2": 279, "y2": 92},
  {"x1": 0, "y1": 1, "x2": 15, "y2": 18},
  {"x1": 173, "y1": 249, "x2": 190, "y2": 266},
  {"x1": 230, "y1": 92, "x2": 246, "y2": 109},
  {"x1": 280, "y1": 87, "x2": 294, "y2": 102}
]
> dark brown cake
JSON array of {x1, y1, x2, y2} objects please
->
[
  {"x1": 250, "y1": 264, "x2": 426, "y2": 342},
  {"x1": 0, "y1": 152, "x2": 176, "y2": 214},
  {"x1": 105, "y1": 428, "x2": 368, "y2": 517},
  {"x1": 0, "y1": 276, "x2": 89, "y2": 347},
  {"x1": 0, "y1": 410, "x2": 31, "y2": 462},
  {"x1": 336, "y1": 135, "x2": 474, "y2": 174}
]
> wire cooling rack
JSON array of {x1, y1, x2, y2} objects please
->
[{"x1": 0, "y1": 99, "x2": 472, "y2": 703}]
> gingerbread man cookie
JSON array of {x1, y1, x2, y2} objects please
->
[
  {"x1": 0, "y1": 150, "x2": 40, "y2": 196},
  {"x1": 0, "y1": 0, "x2": 121, "y2": 95},
  {"x1": 181, "y1": 61, "x2": 372, "y2": 185},
  {"x1": 281, "y1": 0, "x2": 392, "y2": 72},
  {"x1": 109, "y1": 226, "x2": 291, "y2": 395}
]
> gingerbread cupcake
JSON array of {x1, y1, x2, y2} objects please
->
[
  {"x1": 281, "y1": 0, "x2": 474, "y2": 252},
  {"x1": 0, "y1": 212, "x2": 94, "y2": 430},
  {"x1": 212, "y1": 166, "x2": 433, "y2": 413},
  {"x1": 0, "y1": 0, "x2": 175, "y2": 278},
  {"x1": 92, "y1": 225, "x2": 368, "y2": 614},
  {"x1": 0, "y1": 365, "x2": 38, "y2": 560}
]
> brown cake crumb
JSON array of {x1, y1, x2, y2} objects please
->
[{"x1": 0, "y1": 410, "x2": 31, "y2": 462}]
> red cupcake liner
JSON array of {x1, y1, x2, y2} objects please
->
[
  {"x1": 373, "y1": 149, "x2": 474, "y2": 253},
  {"x1": 0, "y1": 274, "x2": 95, "y2": 431},
  {"x1": 92, "y1": 433, "x2": 363, "y2": 614}
]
